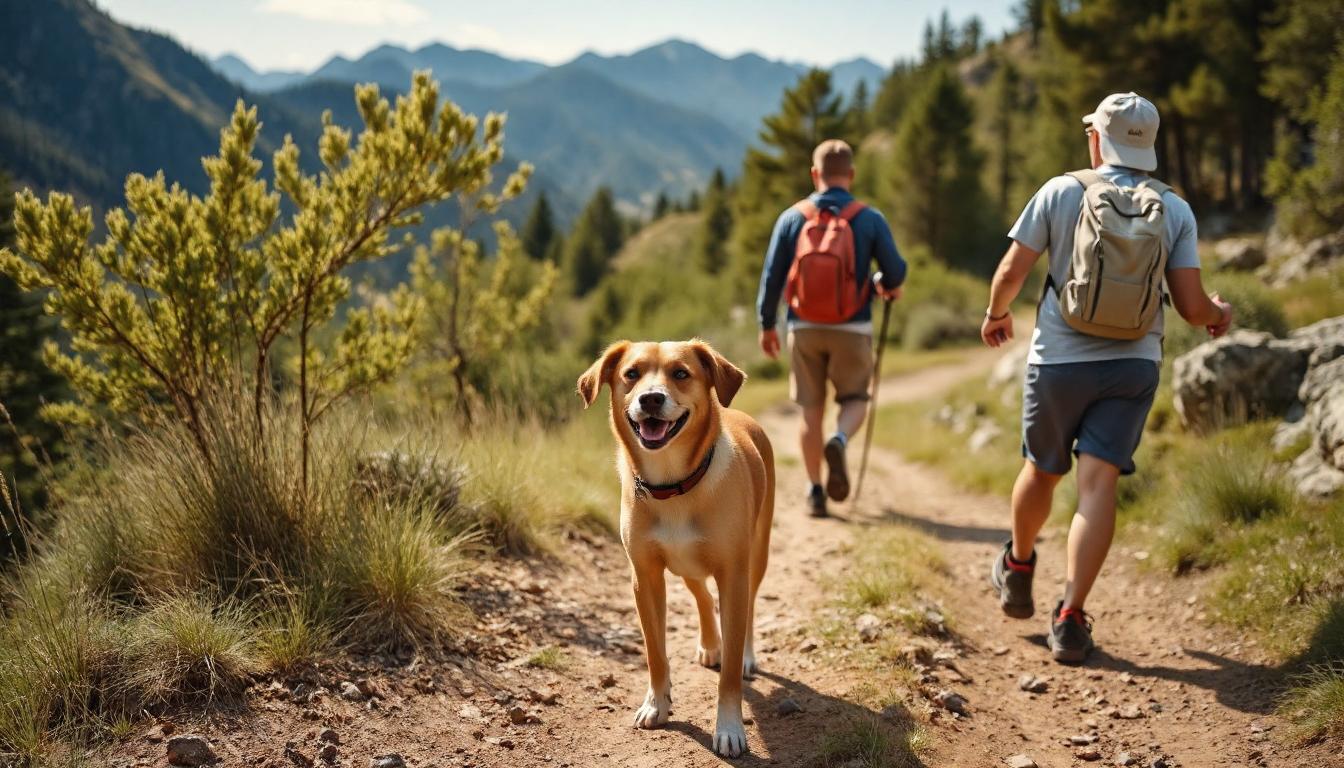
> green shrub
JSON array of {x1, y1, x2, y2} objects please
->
[
  {"x1": 1165, "y1": 272, "x2": 1289, "y2": 359},
  {"x1": 1280, "y1": 663, "x2": 1344, "y2": 745},
  {"x1": 124, "y1": 593, "x2": 260, "y2": 704},
  {"x1": 900, "y1": 304, "x2": 979, "y2": 350}
]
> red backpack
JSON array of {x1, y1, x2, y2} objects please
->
[{"x1": 784, "y1": 199, "x2": 870, "y2": 324}]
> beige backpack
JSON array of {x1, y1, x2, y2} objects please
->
[{"x1": 1047, "y1": 169, "x2": 1170, "y2": 340}]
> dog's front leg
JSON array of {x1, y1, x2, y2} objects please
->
[
  {"x1": 712, "y1": 569, "x2": 750, "y2": 757},
  {"x1": 630, "y1": 559, "x2": 671, "y2": 729}
]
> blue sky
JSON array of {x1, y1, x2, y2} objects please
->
[{"x1": 95, "y1": 0, "x2": 1018, "y2": 72}]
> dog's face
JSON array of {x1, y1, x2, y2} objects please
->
[{"x1": 577, "y1": 340, "x2": 745, "y2": 452}]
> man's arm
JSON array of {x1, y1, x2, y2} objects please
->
[
  {"x1": 869, "y1": 211, "x2": 907, "y2": 298},
  {"x1": 981, "y1": 240, "x2": 1042, "y2": 348},
  {"x1": 1168, "y1": 268, "x2": 1233, "y2": 337},
  {"x1": 756, "y1": 211, "x2": 796, "y2": 358}
]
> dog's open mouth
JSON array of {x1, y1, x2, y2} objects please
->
[{"x1": 629, "y1": 412, "x2": 689, "y2": 450}]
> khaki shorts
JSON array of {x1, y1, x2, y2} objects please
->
[{"x1": 788, "y1": 327, "x2": 874, "y2": 407}]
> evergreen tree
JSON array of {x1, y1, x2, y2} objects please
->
[
  {"x1": 885, "y1": 66, "x2": 993, "y2": 272},
  {"x1": 696, "y1": 168, "x2": 733, "y2": 274},
  {"x1": 960, "y1": 16, "x2": 984, "y2": 57},
  {"x1": 730, "y1": 69, "x2": 854, "y2": 297},
  {"x1": 0, "y1": 168, "x2": 65, "y2": 527},
  {"x1": 1267, "y1": 41, "x2": 1344, "y2": 238},
  {"x1": 652, "y1": 191, "x2": 670, "y2": 220},
  {"x1": 988, "y1": 57, "x2": 1024, "y2": 222},
  {"x1": 521, "y1": 191, "x2": 557, "y2": 261},
  {"x1": 686, "y1": 190, "x2": 701, "y2": 212},
  {"x1": 564, "y1": 187, "x2": 624, "y2": 296},
  {"x1": 872, "y1": 60, "x2": 920, "y2": 129},
  {"x1": 849, "y1": 79, "x2": 872, "y2": 135}
]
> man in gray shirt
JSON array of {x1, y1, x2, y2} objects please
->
[{"x1": 980, "y1": 92, "x2": 1234, "y2": 663}]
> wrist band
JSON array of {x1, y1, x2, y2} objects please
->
[{"x1": 985, "y1": 309, "x2": 1010, "y2": 321}]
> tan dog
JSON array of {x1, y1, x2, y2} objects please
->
[{"x1": 577, "y1": 339, "x2": 775, "y2": 758}]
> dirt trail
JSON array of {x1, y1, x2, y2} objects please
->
[{"x1": 116, "y1": 348, "x2": 1330, "y2": 768}]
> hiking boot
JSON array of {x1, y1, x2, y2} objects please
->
[
  {"x1": 989, "y1": 540, "x2": 1036, "y2": 619},
  {"x1": 1048, "y1": 601, "x2": 1095, "y2": 664},
  {"x1": 823, "y1": 435, "x2": 850, "y2": 501},
  {"x1": 807, "y1": 484, "x2": 828, "y2": 518}
]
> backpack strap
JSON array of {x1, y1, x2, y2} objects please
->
[
  {"x1": 793, "y1": 199, "x2": 818, "y2": 219},
  {"x1": 1065, "y1": 168, "x2": 1105, "y2": 189},
  {"x1": 1137, "y1": 177, "x2": 1171, "y2": 196},
  {"x1": 838, "y1": 200, "x2": 867, "y2": 221}
]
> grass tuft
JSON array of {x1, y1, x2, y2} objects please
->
[
  {"x1": 1279, "y1": 663, "x2": 1344, "y2": 745},
  {"x1": 124, "y1": 593, "x2": 261, "y2": 704},
  {"x1": 526, "y1": 646, "x2": 569, "y2": 671}
]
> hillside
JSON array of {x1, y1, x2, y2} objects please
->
[{"x1": 0, "y1": 0, "x2": 314, "y2": 208}]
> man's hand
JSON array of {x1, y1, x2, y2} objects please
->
[
  {"x1": 1207, "y1": 293, "x2": 1233, "y2": 338},
  {"x1": 876, "y1": 283, "x2": 903, "y2": 302},
  {"x1": 981, "y1": 311, "x2": 1014, "y2": 349},
  {"x1": 759, "y1": 328, "x2": 781, "y2": 359}
]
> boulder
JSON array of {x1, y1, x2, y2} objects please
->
[
  {"x1": 1305, "y1": 358, "x2": 1344, "y2": 471},
  {"x1": 1172, "y1": 331, "x2": 1315, "y2": 431},
  {"x1": 1214, "y1": 238, "x2": 1266, "y2": 272},
  {"x1": 1271, "y1": 231, "x2": 1344, "y2": 286},
  {"x1": 988, "y1": 345, "x2": 1030, "y2": 389},
  {"x1": 1288, "y1": 448, "x2": 1344, "y2": 499},
  {"x1": 166, "y1": 735, "x2": 215, "y2": 767},
  {"x1": 968, "y1": 420, "x2": 1004, "y2": 453}
]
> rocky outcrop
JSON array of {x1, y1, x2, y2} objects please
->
[
  {"x1": 1298, "y1": 356, "x2": 1344, "y2": 497},
  {"x1": 1172, "y1": 330, "x2": 1315, "y2": 432},
  {"x1": 1214, "y1": 238, "x2": 1265, "y2": 272},
  {"x1": 1267, "y1": 231, "x2": 1344, "y2": 286}
]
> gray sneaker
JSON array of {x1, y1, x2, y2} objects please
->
[
  {"x1": 1048, "y1": 601, "x2": 1094, "y2": 664},
  {"x1": 989, "y1": 541, "x2": 1035, "y2": 619},
  {"x1": 823, "y1": 435, "x2": 850, "y2": 501}
]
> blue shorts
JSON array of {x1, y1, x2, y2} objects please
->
[{"x1": 1021, "y1": 359, "x2": 1160, "y2": 476}]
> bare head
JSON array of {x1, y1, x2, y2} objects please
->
[
  {"x1": 810, "y1": 139, "x2": 855, "y2": 192},
  {"x1": 576, "y1": 340, "x2": 745, "y2": 453}
]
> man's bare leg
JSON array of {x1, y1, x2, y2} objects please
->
[
  {"x1": 1063, "y1": 454, "x2": 1120, "y2": 610},
  {"x1": 1011, "y1": 460, "x2": 1063, "y2": 562}
]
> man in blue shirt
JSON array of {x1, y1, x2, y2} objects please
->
[
  {"x1": 757, "y1": 140, "x2": 907, "y2": 517},
  {"x1": 981, "y1": 93, "x2": 1234, "y2": 663}
]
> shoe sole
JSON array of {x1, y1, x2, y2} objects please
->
[
  {"x1": 987, "y1": 571, "x2": 1034, "y2": 619},
  {"x1": 808, "y1": 506, "x2": 829, "y2": 519},
  {"x1": 1049, "y1": 642, "x2": 1091, "y2": 664},
  {"x1": 824, "y1": 440, "x2": 849, "y2": 501}
]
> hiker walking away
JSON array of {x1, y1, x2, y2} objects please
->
[
  {"x1": 757, "y1": 139, "x2": 907, "y2": 518},
  {"x1": 982, "y1": 93, "x2": 1233, "y2": 663}
]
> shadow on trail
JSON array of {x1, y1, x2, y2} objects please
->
[
  {"x1": 1022, "y1": 632, "x2": 1284, "y2": 716},
  {"x1": 662, "y1": 669, "x2": 928, "y2": 766},
  {"x1": 877, "y1": 505, "x2": 1009, "y2": 545}
]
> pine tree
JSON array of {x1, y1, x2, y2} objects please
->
[
  {"x1": 686, "y1": 190, "x2": 701, "y2": 212},
  {"x1": 885, "y1": 66, "x2": 993, "y2": 272},
  {"x1": 1268, "y1": 41, "x2": 1344, "y2": 238},
  {"x1": 0, "y1": 75, "x2": 530, "y2": 487},
  {"x1": 849, "y1": 79, "x2": 872, "y2": 135},
  {"x1": 564, "y1": 187, "x2": 624, "y2": 296},
  {"x1": 652, "y1": 192, "x2": 670, "y2": 220},
  {"x1": 521, "y1": 191, "x2": 557, "y2": 261},
  {"x1": 730, "y1": 69, "x2": 854, "y2": 297},
  {"x1": 872, "y1": 60, "x2": 919, "y2": 128},
  {"x1": 988, "y1": 56, "x2": 1024, "y2": 222},
  {"x1": 696, "y1": 168, "x2": 733, "y2": 274},
  {"x1": 0, "y1": 168, "x2": 65, "y2": 526}
]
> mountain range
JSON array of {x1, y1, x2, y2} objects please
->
[{"x1": 0, "y1": 0, "x2": 886, "y2": 227}]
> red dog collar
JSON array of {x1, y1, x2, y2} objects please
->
[{"x1": 635, "y1": 446, "x2": 716, "y2": 501}]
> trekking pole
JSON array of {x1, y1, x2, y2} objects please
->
[{"x1": 853, "y1": 272, "x2": 893, "y2": 505}]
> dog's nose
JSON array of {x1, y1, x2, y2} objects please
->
[{"x1": 639, "y1": 392, "x2": 666, "y2": 412}]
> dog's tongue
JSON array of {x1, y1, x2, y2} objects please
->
[{"x1": 639, "y1": 419, "x2": 671, "y2": 442}]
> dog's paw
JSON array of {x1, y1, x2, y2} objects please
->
[
  {"x1": 713, "y1": 714, "x2": 749, "y2": 758},
  {"x1": 695, "y1": 644, "x2": 721, "y2": 669},
  {"x1": 632, "y1": 689, "x2": 671, "y2": 730}
]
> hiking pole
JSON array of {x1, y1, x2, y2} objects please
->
[{"x1": 853, "y1": 272, "x2": 893, "y2": 505}]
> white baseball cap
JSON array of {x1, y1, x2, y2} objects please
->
[{"x1": 1082, "y1": 92, "x2": 1160, "y2": 172}]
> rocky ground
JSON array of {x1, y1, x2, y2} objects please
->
[{"x1": 109, "y1": 352, "x2": 1342, "y2": 768}]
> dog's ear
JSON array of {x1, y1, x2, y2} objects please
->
[
  {"x1": 691, "y1": 340, "x2": 746, "y2": 408},
  {"x1": 577, "y1": 341, "x2": 631, "y2": 408}
]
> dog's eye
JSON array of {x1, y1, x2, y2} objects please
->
[
  {"x1": 623, "y1": 368, "x2": 639, "y2": 381},
  {"x1": 672, "y1": 369, "x2": 690, "y2": 380}
]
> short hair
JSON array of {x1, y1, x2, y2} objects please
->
[{"x1": 812, "y1": 139, "x2": 853, "y2": 178}]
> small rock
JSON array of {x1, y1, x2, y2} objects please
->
[
  {"x1": 935, "y1": 689, "x2": 968, "y2": 715},
  {"x1": 522, "y1": 581, "x2": 547, "y2": 595},
  {"x1": 1149, "y1": 759, "x2": 1169, "y2": 768},
  {"x1": 598, "y1": 673, "x2": 617, "y2": 689},
  {"x1": 1118, "y1": 672, "x2": 1134, "y2": 684},
  {"x1": 1004, "y1": 755, "x2": 1037, "y2": 768},
  {"x1": 339, "y1": 681, "x2": 365, "y2": 701},
  {"x1": 355, "y1": 678, "x2": 378, "y2": 698},
  {"x1": 527, "y1": 687, "x2": 559, "y2": 705},
  {"x1": 1115, "y1": 752, "x2": 1138, "y2": 766},
  {"x1": 776, "y1": 698, "x2": 802, "y2": 717},
  {"x1": 1132, "y1": 550, "x2": 1150, "y2": 561},
  {"x1": 284, "y1": 744, "x2": 314, "y2": 768},
  {"x1": 1117, "y1": 705, "x2": 1144, "y2": 720},
  {"x1": 1076, "y1": 747, "x2": 1102, "y2": 761},
  {"x1": 370, "y1": 756, "x2": 407, "y2": 768},
  {"x1": 797, "y1": 637, "x2": 820, "y2": 653},
  {"x1": 166, "y1": 735, "x2": 216, "y2": 767},
  {"x1": 507, "y1": 705, "x2": 529, "y2": 725},
  {"x1": 1069, "y1": 734, "x2": 1095, "y2": 746},
  {"x1": 1017, "y1": 674, "x2": 1048, "y2": 693},
  {"x1": 992, "y1": 646, "x2": 1010, "y2": 656},
  {"x1": 317, "y1": 728, "x2": 340, "y2": 745},
  {"x1": 318, "y1": 744, "x2": 338, "y2": 764},
  {"x1": 856, "y1": 613, "x2": 883, "y2": 643}
]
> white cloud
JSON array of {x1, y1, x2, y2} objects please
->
[{"x1": 258, "y1": 0, "x2": 428, "y2": 26}]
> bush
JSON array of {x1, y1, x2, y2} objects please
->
[
  {"x1": 1280, "y1": 663, "x2": 1344, "y2": 745},
  {"x1": 900, "y1": 304, "x2": 980, "y2": 350},
  {"x1": 124, "y1": 594, "x2": 261, "y2": 704}
]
